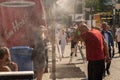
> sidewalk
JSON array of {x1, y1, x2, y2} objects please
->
[{"x1": 43, "y1": 43, "x2": 120, "y2": 80}]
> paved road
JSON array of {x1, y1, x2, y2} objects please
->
[{"x1": 42, "y1": 43, "x2": 120, "y2": 80}]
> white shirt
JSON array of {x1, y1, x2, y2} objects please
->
[{"x1": 116, "y1": 28, "x2": 120, "y2": 42}]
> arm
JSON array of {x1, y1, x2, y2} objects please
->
[
  {"x1": 9, "y1": 62, "x2": 18, "y2": 71},
  {"x1": 109, "y1": 32, "x2": 115, "y2": 54},
  {"x1": 103, "y1": 39, "x2": 110, "y2": 63},
  {"x1": 73, "y1": 28, "x2": 83, "y2": 42},
  {"x1": 0, "y1": 66, "x2": 11, "y2": 72}
]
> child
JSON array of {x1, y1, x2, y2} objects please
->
[{"x1": 0, "y1": 47, "x2": 18, "y2": 71}]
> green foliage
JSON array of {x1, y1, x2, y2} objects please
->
[
  {"x1": 85, "y1": 0, "x2": 100, "y2": 13},
  {"x1": 85, "y1": 0, "x2": 113, "y2": 13},
  {"x1": 76, "y1": 3, "x2": 82, "y2": 13}
]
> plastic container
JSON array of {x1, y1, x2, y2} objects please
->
[{"x1": 10, "y1": 46, "x2": 33, "y2": 71}]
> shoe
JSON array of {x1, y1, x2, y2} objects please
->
[
  {"x1": 112, "y1": 53, "x2": 115, "y2": 58},
  {"x1": 102, "y1": 73, "x2": 106, "y2": 78},
  {"x1": 107, "y1": 69, "x2": 110, "y2": 75},
  {"x1": 75, "y1": 54, "x2": 77, "y2": 57},
  {"x1": 44, "y1": 68, "x2": 48, "y2": 73}
]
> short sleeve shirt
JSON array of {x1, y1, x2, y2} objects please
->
[{"x1": 81, "y1": 29, "x2": 104, "y2": 61}]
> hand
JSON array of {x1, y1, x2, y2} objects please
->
[
  {"x1": 106, "y1": 57, "x2": 111, "y2": 63},
  {"x1": 9, "y1": 61, "x2": 18, "y2": 71}
]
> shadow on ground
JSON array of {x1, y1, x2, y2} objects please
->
[{"x1": 50, "y1": 64, "x2": 86, "y2": 79}]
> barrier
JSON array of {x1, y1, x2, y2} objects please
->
[{"x1": 0, "y1": 71, "x2": 34, "y2": 80}]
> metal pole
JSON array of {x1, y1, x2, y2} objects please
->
[
  {"x1": 51, "y1": 2, "x2": 56, "y2": 80},
  {"x1": 52, "y1": 22, "x2": 56, "y2": 80},
  {"x1": 91, "y1": 7, "x2": 93, "y2": 27},
  {"x1": 74, "y1": 0, "x2": 77, "y2": 22},
  {"x1": 45, "y1": 1, "x2": 56, "y2": 79},
  {"x1": 113, "y1": 6, "x2": 116, "y2": 27},
  {"x1": 90, "y1": 0, "x2": 94, "y2": 28},
  {"x1": 82, "y1": 0, "x2": 85, "y2": 19},
  {"x1": 112, "y1": 1, "x2": 116, "y2": 37}
]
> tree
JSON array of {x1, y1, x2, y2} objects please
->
[
  {"x1": 85, "y1": 0, "x2": 101, "y2": 13},
  {"x1": 85, "y1": 0, "x2": 113, "y2": 13}
]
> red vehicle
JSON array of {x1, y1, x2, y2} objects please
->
[{"x1": 0, "y1": 0, "x2": 47, "y2": 48}]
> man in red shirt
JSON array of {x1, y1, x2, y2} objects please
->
[{"x1": 74, "y1": 22, "x2": 110, "y2": 80}]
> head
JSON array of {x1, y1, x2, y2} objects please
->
[
  {"x1": 40, "y1": 25, "x2": 47, "y2": 39},
  {"x1": 101, "y1": 22, "x2": 108, "y2": 31},
  {"x1": 0, "y1": 47, "x2": 11, "y2": 64},
  {"x1": 34, "y1": 25, "x2": 47, "y2": 40},
  {"x1": 106, "y1": 25, "x2": 111, "y2": 30},
  {"x1": 73, "y1": 23, "x2": 89, "y2": 42},
  {"x1": 77, "y1": 22, "x2": 89, "y2": 34}
]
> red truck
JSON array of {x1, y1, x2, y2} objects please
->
[{"x1": 0, "y1": 0, "x2": 47, "y2": 48}]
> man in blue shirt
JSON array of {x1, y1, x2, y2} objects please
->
[{"x1": 101, "y1": 22, "x2": 114, "y2": 76}]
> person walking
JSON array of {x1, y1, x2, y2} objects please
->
[
  {"x1": 69, "y1": 32, "x2": 77, "y2": 63},
  {"x1": 32, "y1": 26, "x2": 47, "y2": 80},
  {"x1": 59, "y1": 29, "x2": 67, "y2": 58},
  {"x1": 55, "y1": 28, "x2": 62, "y2": 61},
  {"x1": 77, "y1": 41, "x2": 85, "y2": 62},
  {"x1": 74, "y1": 22, "x2": 110, "y2": 80},
  {"x1": 101, "y1": 22, "x2": 114, "y2": 75},
  {"x1": 115, "y1": 28, "x2": 120, "y2": 56}
]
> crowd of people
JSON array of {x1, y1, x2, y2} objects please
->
[
  {"x1": 54, "y1": 21, "x2": 120, "y2": 80},
  {"x1": 0, "y1": 21, "x2": 120, "y2": 80}
]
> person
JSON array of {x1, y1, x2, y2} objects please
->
[
  {"x1": 107, "y1": 25, "x2": 115, "y2": 57},
  {"x1": 59, "y1": 29, "x2": 67, "y2": 57},
  {"x1": 71, "y1": 27, "x2": 78, "y2": 57},
  {"x1": 77, "y1": 41, "x2": 85, "y2": 62},
  {"x1": 101, "y1": 22, "x2": 114, "y2": 75},
  {"x1": 66, "y1": 28, "x2": 70, "y2": 44},
  {"x1": 69, "y1": 32, "x2": 77, "y2": 63},
  {"x1": 0, "y1": 47, "x2": 18, "y2": 72},
  {"x1": 74, "y1": 22, "x2": 110, "y2": 80},
  {"x1": 32, "y1": 26, "x2": 47, "y2": 80},
  {"x1": 115, "y1": 28, "x2": 120, "y2": 56},
  {"x1": 55, "y1": 28, "x2": 62, "y2": 61}
]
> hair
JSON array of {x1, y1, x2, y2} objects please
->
[
  {"x1": 80, "y1": 23, "x2": 89, "y2": 30},
  {"x1": 102, "y1": 22, "x2": 108, "y2": 27},
  {"x1": 0, "y1": 47, "x2": 10, "y2": 60}
]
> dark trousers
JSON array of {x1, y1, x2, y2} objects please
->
[
  {"x1": 118, "y1": 42, "x2": 120, "y2": 53},
  {"x1": 106, "y1": 61, "x2": 111, "y2": 71},
  {"x1": 106, "y1": 46, "x2": 112, "y2": 72},
  {"x1": 88, "y1": 59, "x2": 105, "y2": 80},
  {"x1": 108, "y1": 46, "x2": 112, "y2": 59}
]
